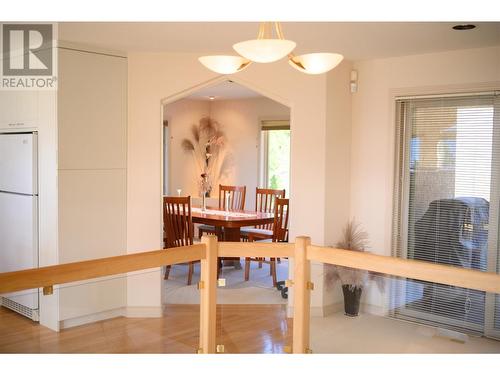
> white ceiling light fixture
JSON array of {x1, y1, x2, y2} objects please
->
[
  {"x1": 198, "y1": 55, "x2": 251, "y2": 75},
  {"x1": 199, "y1": 22, "x2": 344, "y2": 75},
  {"x1": 288, "y1": 53, "x2": 344, "y2": 75},
  {"x1": 233, "y1": 22, "x2": 296, "y2": 63}
]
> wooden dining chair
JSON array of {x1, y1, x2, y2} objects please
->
[
  {"x1": 218, "y1": 184, "x2": 247, "y2": 211},
  {"x1": 198, "y1": 184, "x2": 247, "y2": 239},
  {"x1": 240, "y1": 188, "x2": 285, "y2": 241},
  {"x1": 244, "y1": 198, "x2": 289, "y2": 287},
  {"x1": 163, "y1": 196, "x2": 197, "y2": 285}
]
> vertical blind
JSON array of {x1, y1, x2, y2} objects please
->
[{"x1": 392, "y1": 93, "x2": 500, "y2": 336}]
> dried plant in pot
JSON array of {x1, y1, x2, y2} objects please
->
[
  {"x1": 181, "y1": 116, "x2": 229, "y2": 197},
  {"x1": 326, "y1": 220, "x2": 383, "y2": 317}
]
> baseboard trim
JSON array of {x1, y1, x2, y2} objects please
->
[
  {"x1": 59, "y1": 306, "x2": 165, "y2": 328},
  {"x1": 59, "y1": 307, "x2": 126, "y2": 329},
  {"x1": 124, "y1": 306, "x2": 163, "y2": 318}
]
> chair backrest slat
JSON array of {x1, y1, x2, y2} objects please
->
[
  {"x1": 255, "y1": 188, "x2": 285, "y2": 230},
  {"x1": 163, "y1": 196, "x2": 193, "y2": 248},
  {"x1": 219, "y1": 184, "x2": 246, "y2": 211},
  {"x1": 272, "y1": 198, "x2": 290, "y2": 243}
]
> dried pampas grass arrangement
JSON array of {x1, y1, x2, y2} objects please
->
[
  {"x1": 181, "y1": 116, "x2": 229, "y2": 196},
  {"x1": 325, "y1": 220, "x2": 385, "y2": 292},
  {"x1": 336, "y1": 220, "x2": 369, "y2": 253}
]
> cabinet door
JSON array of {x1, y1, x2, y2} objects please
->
[
  {"x1": 58, "y1": 49, "x2": 127, "y2": 170},
  {"x1": 0, "y1": 91, "x2": 38, "y2": 129}
]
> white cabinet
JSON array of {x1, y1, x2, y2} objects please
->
[
  {"x1": 57, "y1": 48, "x2": 127, "y2": 170},
  {"x1": 0, "y1": 91, "x2": 39, "y2": 130},
  {"x1": 56, "y1": 46, "x2": 128, "y2": 327}
]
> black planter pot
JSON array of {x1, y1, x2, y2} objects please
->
[{"x1": 342, "y1": 284, "x2": 362, "y2": 317}]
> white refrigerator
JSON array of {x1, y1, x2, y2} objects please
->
[{"x1": 0, "y1": 132, "x2": 39, "y2": 321}]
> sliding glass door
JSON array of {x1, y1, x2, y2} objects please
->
[{"x1": 392, "y1": 93, "x2": 500, "y2": 338}]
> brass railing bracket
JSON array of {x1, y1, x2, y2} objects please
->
[
  {"x1": 283, "y1": 345, "x2": 292, "y2": 353},
  {"x1": 306, "y1": 281, "x2": 314, "y2": 290},
  {"x1": 42, "y1": 286, "x2": 53, "y2": 295},
  {"x1": 305, "y1": 348, "x2": 313, "y2": 354},
  {"x1": 285, "y1": 279, "x2": 294, "y2": 287},
  {"x1": 216, "y1": 344, "x2": 225, "y2": 353},
  {"x1": 197, "y1": 281, "x2": 204, "y2": 290}
]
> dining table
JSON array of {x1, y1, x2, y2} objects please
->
[{"x1": 191, "y1": 206, "x2": 274, "y2": 268}]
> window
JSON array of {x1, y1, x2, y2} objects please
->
[
  {"x1": 392, "y1": 93, "x2": 500, "y2": 337},
  {"x1": 260, "y1": 120, "x2": 290, "y2": 193}
]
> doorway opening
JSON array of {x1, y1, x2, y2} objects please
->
[{"x1": 160, "y1": 79, "x2": 291, "y2": 310}]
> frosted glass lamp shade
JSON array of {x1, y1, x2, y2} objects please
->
[
  {"x1": 233, "y1": 39, "x2": 296, "y2": 63},
  {"x1": 198, "y1": 55, "x2": 251, "y2": 74},
  {"x1": 288, "y1": 53, "x2": 344, "y2": 74}
]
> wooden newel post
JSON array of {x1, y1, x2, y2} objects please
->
[
  {"x1": 199, "y1": 235, "x2": 218, "y2": 354},
  {"x1": 292, "y1": 236, "x2": 312, "y2": 353}
]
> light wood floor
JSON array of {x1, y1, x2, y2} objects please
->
[{"x1": 0, "y1": 304, "x2": 292, "y2": 354}]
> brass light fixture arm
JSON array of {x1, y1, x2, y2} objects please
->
[
  {"x1": 274, "y1": 22, "x2": 286, "y2": 40},
  {"x1": 273, "y1": 22, "x2": 303, "y2": 67},
  {"x1": 256, "y1": 22, "x2": 288, "y2": 41},
  {"x1": 257, "y1": 22, "x2": 265, "y2": 39}
]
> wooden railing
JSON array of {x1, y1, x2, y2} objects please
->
[
  {"x1": 1, "y1": 235, "x2": 500, "y2": 354},
  {"x1": 0, "y1": 244, "x2": 206, "y2": 294},
  {"x1": 307, "y1": 245, "x2": 500, "y2": 294}
]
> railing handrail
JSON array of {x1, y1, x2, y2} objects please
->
[
  {"x1": 1, "y1": 239, "x2": 498, "y2": 295},
  {"x1": 307, "y1": 244, "x2": 500, "y2": 294},
  {"x1": 0, "y1": 244, "x2": 205, "y2": 294}
]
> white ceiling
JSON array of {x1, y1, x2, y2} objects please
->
[
  {"x1": 58, "y1": 22, "x2": 500, "y2": 60},
  {"x1": 186, "y1": 80, "x2": 262, "y2": 101}
]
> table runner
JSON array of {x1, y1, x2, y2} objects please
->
[{"x1": 191, "y1": 207, "x2": 258, "y2": 218}]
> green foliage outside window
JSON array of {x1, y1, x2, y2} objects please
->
[{"x1": 267, "y1": 129, "x2": 290, "y2": 193}]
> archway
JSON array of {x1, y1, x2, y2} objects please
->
[{"x1": 159, "y1": 77, "x2": 293, "y2": 324}]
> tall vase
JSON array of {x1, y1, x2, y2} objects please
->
[{"x1": 342, "y1": 284, "x2": 362, "y2": 317}]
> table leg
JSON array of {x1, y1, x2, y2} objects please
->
[{"x1": 222, "y1": 227, "x2": 242, "y2": 269}]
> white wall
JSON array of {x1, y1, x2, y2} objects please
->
[
  {"x1": 164, "y1": 97, "x2": 290, "y2": 209},
  {"x1": 127, "y1": 53, "x2": 330, "y2": 311},
  {"x1": 211, "y1": 97, "x2": 290, "y2": 209},
  {"x1": 319, "y1": 46, "x2": 500, "y2": 315},
  {"x1": 164, "y1": 99, "x2": 210, "y2": 196},
  {"x1": 351, "y1": 46, "x2": 500, "y2": 260},
  {"x1": 325, "y1": 60, "x2": 353, "y2": 246},
  {"x1": 126, "y1": 46, "x2": 500, "y2": 316},
  {"x1": 350, "y1": 46, "x2": 500, "y2": 312},
  {"x1": 323, "y1": 60, "x2": 354, "y2": 311}
]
